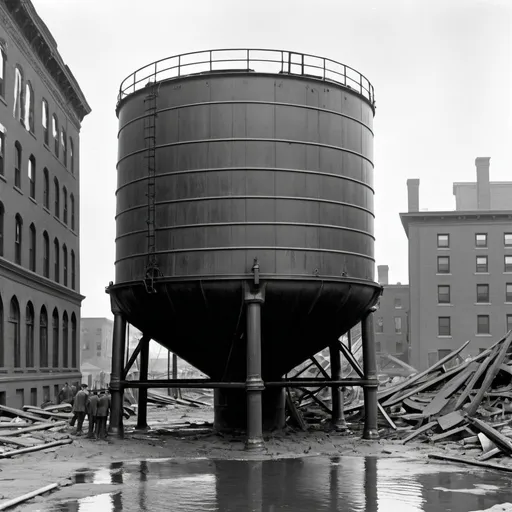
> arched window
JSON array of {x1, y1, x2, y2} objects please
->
[
  {"x1": 62, "y1": 244, "x2": 68, "y2": 286},
  {"x1": 26, "y1": 302, "x2": 34, "y2": 367},
  {"x1": 52, "y1": 308, "x2": 59, "y2": 368},
  {"x1": 69, "y1": 138, "x2": 74, "y2": 174},
  {"x1": 13, "y1": 66, "x2": 23, "y2": 120},
  {"x1": 43, "y1": 231, "x2": 49, "y2": 277},
  {"x1": 70, "y1": 194, "x2": 75, "y2": 230},
  {"x1": 61, "y1": 128, "x2": 67, "y2": 166},
  {"x1": 0, "y1": 201, "x2": 4, "y2": 257},
  {"x1": 28, "y1": 154, "x2": 35, "y2": 199},
  {"x1": 54, "y1": 238, "x2": 60, "y2": 283},
  {"x1": 42, "y1": 99, "x2": 49, "y2": 145},
  {"x1": 14, "y1": 214, "x2": 22, "y2": 265},
  {"x1": 14, "y1": 141, "x2": 21, "y2": 188},
  {"x1": 52, "y1": 115, "x2": 59, "y2": 157},
  {"x1": 54, "y1": 177, "x2": 60, "y2": 218},
  {"x1": 0, "y1": 45, "x2": 6, "y2": 98},
  {"x1": 63, "y1": 187, "x2": 68, "y2": 224},
  {"x1": 0, "y1": 295, "x2": 4, "y2": 367},
  {"x1": 71, "y1": 313, "x2": 77, "y2": 368},
  {"x1": 71, "y1": 250, "x2": 76, "y2": 290},
  {"x1": 40, "y1": 306, "x2": 48, "y2": 368},
  {"x1": 0, "y1": 128, "x2": 4, "y2": 176},
  {"x1": 43, "y1": 168, "x2": 49, "y2": 209},
  {"x1": 9, "y1": 296, "x2": 20, "y2": 368},
  {"x1": 24, "y1": 81, "x2": 34, "y2": 132},
  {"x1": 62, "y1": 312, "x2": 69, "y2": 369},
  {"x1": 29, "y1": 223, "x2": 36, "y2": 272}
]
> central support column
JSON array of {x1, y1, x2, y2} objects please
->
[
  {"x1": 245, "y1": 282, "x2": 265, "y2": 451},
  {"x1": 136, "y1": 337, "x2": 150, "y2": 431},
  {"x1": 361, "y1": 307, "x2": 379, "y2": 440},
  {"x1": 108, "y1": 291, "x2": 127, "y2": 437},
  {"x1": 329, "y1": 344, "x2": 347, "y2": 431}
]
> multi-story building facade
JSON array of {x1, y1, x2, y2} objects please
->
[
  {"x1": 401, "y1": 158, "x2": 512, "y2": 370},
  {"x1": 374, "y1": 265, "x2": 410, "y2": 362},
  {"x1": 0, "y1": 1, "x2": 90, "y2": 407},
  {"x1": 80, "y1": 317, "x2": 113, "y2": 371}
]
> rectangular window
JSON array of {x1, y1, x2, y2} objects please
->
[
  {"x1": 475, "y1": 233, "x2": 487, "y2": 247},
  {"x1": 437, "y1": 256, "x2": 450, "y2": 274},
  {"x1": 0, "y1": 131, "x2": 4, "y2": 176},
  {"x1": 476, "y1": 284, "x2": 490, "y2": 303},
  {"x1": 375, "y1": 317, "x2": 383, "y2": 333},
  {"x1": 396, "y1": 341, "x2": 403, "y2": 354},
  {"x1": 0, "y1": 48, "x2": 5, "y2": 98},
  {"x1": 476, "y1": 256, "x2": 488, "y2": 273},
  {"x1": 42, "y1": 100, "x2": 49, "y2": 146},
  {"x1": 505, "y1": 233, "x2": 512, "y2": 247},
  {"x1": 507, "y1": 314, "x2": 512, "y2": 333},
  {"x1": 506, "y1": 256, "x2": 512, "y2": 273},
  {"x1": 506, "y1": 283, "x2": 512, "y2": 303},
  {"x1": 394, "y1": 297, "x2": 402, "y2": 309},
  {"x1": 437, "y1": 234, "x2": 449, "y2": 248},
  {"x1": 394, "y1": 317, "x2": 402, "y2": 334},
  {"x1": 477, "y1": 315, "x2": 490, "y2": 335},
  {"x1": 375, "y1": 341, "x2": 381, "y2": 353},
  {"x1": 438, "y1": 285, "x2": 450, "y2": 304},
  {"x1": 438, "y1": 316, "x2": 451, "y2": 336}
]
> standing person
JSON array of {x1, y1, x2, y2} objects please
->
[
  {"x1": 86, "y1": 391, "x2": 99, "y2": 439},
  {"x1": 96, "y1": 390, "x2": 110, "y2": 440},
  {"x1": 59, "y1": 383, "x2": 73, "y2": 405},
  {"x1": 69, "y1": 384, "x2": 88, "y2": 435}
]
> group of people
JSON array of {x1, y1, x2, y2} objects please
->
[{"x1": 58, "y1": 382, "x2": 111, "y2": 440}]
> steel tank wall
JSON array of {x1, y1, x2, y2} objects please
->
[{"x1": 116, "y1": 73, "x2": 374, "y2": 283}]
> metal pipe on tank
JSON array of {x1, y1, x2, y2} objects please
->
[
  {"x1": 329, "y1": 344, "x2": 347, "y2": 431},
  {"x1": 136, "y1": 337, "x2": 150, "y2": 430},
  {"x1": 362, "y1": 307, "x2": 379, "y2": 440}
]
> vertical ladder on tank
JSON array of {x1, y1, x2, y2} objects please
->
[{"x1": 143, "y1": 84, "x2": 159, "y2": 294}]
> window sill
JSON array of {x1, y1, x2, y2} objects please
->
[
  {"x1": 0, "y1": 95, "x2": 7, "y2": 106},
  {"x1": 436, "y1": 273, "x2": 452, "y2": 276},
  {"x1": 13, "y1": 185, "x2": 23, "y2": 195},
  {"x1": 475, "y1": 303, "x2": 492, "y2": 306},
  {"x1": 28, "y1": 130, "x2": 37, "y2": 142},
  {"x1": 475, "y1": 247, "x2": 488, "y2": 250},
  {"x1": 437, "y1": 247, "x2": 450, "y2": 251},
  {"x1": 438, "y1": 303, "x2": 453, "y2": 307},
  {"x1": 475, "y1": 272, "x2": 490, "y2": 275},
  {"x1": 29, "y1": 196, "x2": 37, "y2": 205},
  {"x1": 476, "y1": 334, "x2": 492, "y2": 337},
  {"x1": 0, "y1": 173, "x2": 6, "y2": 183},
  {"x1": 505, "y1": 302, "x2": 512, "y2": 305},
  {"x1": 438, "y1": 335, "x2": 452, "y2": 338},
  {"x1": 43, "y1": 206, "x2": 51, "y2": 215},
  {"x1": 504, "y1": 272, "x2": 512, "y2": 275},
  {"x1": 27, "y1": 368, "x2": 37, "y2": 372}
]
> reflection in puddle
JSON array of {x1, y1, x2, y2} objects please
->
[{"x1": 28, "y1": 456, "x2": 512, "y2": 512}]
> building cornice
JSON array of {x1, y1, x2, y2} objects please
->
[
  {"x1": 0, "y1": 256, "x2": 85, "y2": 306},
  {"x1": 0, "y1": 0, "x2": 91, "y2": 128},
  {"x1": 400, "y1": 210, "x2": 512, "y2": 237}
]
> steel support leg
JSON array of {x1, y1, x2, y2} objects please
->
[
  {"x1": 109, "y1": 309, "x2": 127, "y2": 437},
  {"x1": 136, "y1": 337, "x2": 150, "y2": 431},
  {"x1": 245, "y1": 284, "x2": 265, "y2": 451},
  {"x1": 329, "y1": 343, "x2": 347, "y2": 431},
  {"x1": 362, "y1": 310, "x2": 379, "y2": 440}
]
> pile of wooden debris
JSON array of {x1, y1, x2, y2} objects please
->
[
  {"x1": 147, "y1": 390, "x2": 212, "y2": 408},
  {"x1": 0, "y1": 403, "x2": 73, "y2": 459}
]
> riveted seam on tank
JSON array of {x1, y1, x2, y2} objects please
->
[
  {"x1": 114, "y1": 167, "x2": 376, "y2": 196},
  {"x1": 114, "y1": 223, "x2": 376, "y2": 242},
  {"x1": 116, "y1": 138, "x2": 375, "y2": 168},
  {"x1": 117, "y1": 100, "x2": 374, "y2": 138},
  {"x1": 114, "y1": 195, "x2": 375, "y2": 220},
  {"x1": 114, "y1": 246, "x2": 376, "y2": 264}
]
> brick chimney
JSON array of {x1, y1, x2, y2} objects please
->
[
  {"x1": 377, "y1": 265, "x2": 389, "y2": 285},
  {"x1": 407, "y1": 179, "x2": 420, "y2": 212},
  {"x1": 476, "y1": 157, "x2": 491, "y2": 210}
]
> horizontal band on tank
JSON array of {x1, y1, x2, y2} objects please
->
[
  {"x1": 117, "y1": 100, "x2": 374, "y2": 138},
  {"x1": 115, "y1": 166, "x2": 375, "y2": 195},
  {"x1": 110, "y1": 273, "x2": 381, "y2": 287},
  {"x1": 116, "y1": 137, "x2": 374, "y2": 168},
  {"x1": 115, "y1": 195, "x2": 375, "y2": 220},
  {"x1": 115, "y1": 221, "x2": 376, "y2": 242},
  {"x1": 114, "y1": 245, "x2": 376, "y2": 264}
]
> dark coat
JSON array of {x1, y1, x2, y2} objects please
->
[
  {"x1": 72, "y1": 390, "x2": 88, "y2": 413},
  {"x1": 87, "y1": 395, "x2": 99, "y2": 416},
  {"x1": 59, "y1": 385, "x2": 73, "y2": 403},
  {"x1": 97, "y1": 394, "x2": 110, "y2": 417}
]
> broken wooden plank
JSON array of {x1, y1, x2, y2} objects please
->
[
  {"x1": 431, "y1": 426, "x2": 467, "y2": 442},
  {"x1": 377, "y1": 404, "x2": 397, "y2": 430},
  {"x1": 467, "y1": 416, "x2": 512, "y2": 455},
  {"x1": 402, "y1": 421, "x2": 438, "y2": 444},
  {"x1": 403, "y1": 398, "x2": 425, "y2": 411},
  {"x1": 42, "y1": 404, "x2": 72, "y2": 412},
  {"x1": 0, "y1": 421, "x2": 31, "y2": 429},
  {"x1": 422, "y1": 363, "x2": 477, "y2": 418},
  {"x1": 0, "y1": 438, "x2": 72, "y2": 459},
  {"x1": 437, "y1": 410, "x2": 465, "y2": 431},
  {"x1": 0, "y1": 421, "x2": 68, "y2": 437},
  {"x1": 22, "y1": 407, "x2": 71, "y2": 420},
  {"x1": 477, "y1": 447, "x2": 501, "y2": 461},
  {"x1": 0, "y1": 405, "x2": 51, "y2": 424},
  {"x1": 384, "y1": 354, "x2": 418, "y2": 375},
  {"x1": 466, "y1": 333, "x2": 512, "y2": 416},
  {"x1": 285, "y1": 389, "x2": 307, "y2": 431},
  {"x1": 0, "y1": 436, "x2": 37, "y2": 448},
  {"x1": 0, "y1": 483, "x2": 60, "y2": 511},
  {"x1": 428, "y1": 453, "x2": 512, "y2": 473}
]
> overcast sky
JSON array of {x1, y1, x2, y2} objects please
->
[{"x1": 33, "y1": 0, "x2": 511, "y2": 319}]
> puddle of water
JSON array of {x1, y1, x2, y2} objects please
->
[{"x1": 21, "y1": 456, "x2": 512, "y2": 512}]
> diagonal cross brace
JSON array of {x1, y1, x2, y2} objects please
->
[{"x1": 123, "y1": 335, "x2": 150, "y2": 380}]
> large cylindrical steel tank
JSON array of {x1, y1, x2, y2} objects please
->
[{"x1": 114, "y1": 49, "x2": 380, "y2": 427}]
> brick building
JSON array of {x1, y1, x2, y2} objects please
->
[
  {"x1": 80, "y1": 317, "x2": 113, "y2": 372},
  {"x1": 401, "y1": 158, "x2": 512, "y2": 370},
  {"x1": 374, "y1": 265, "x2": 410, "y2": 362},
  {"x1": 0, "y1": 1, "x2": 90, "y2": 407}
]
